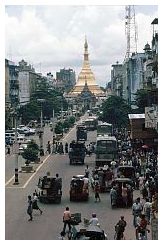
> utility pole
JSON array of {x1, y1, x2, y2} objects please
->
[
  {"x1": 52, "y1": 109, "x2": 56, "y2": 153},
  {"x1": 37, "y1": 99, "x2": 45, "y2": 156},
  {"x1": 13, "y1": 111, "x2": 19, "y2": 185}
]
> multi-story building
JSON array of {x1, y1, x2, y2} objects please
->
[
  {"x1": 56, "y1": 68, "x2": 76, "y2": 92},
  {"x1": 18, "y1": 59, "x2": 41, "y2": 105},
  {"x1": 5, "y1": 59, "x2": 19, "y2": 108},
  {"x1": 144, "y1": 18, "x2": 158, "y2": 132},
  {"x1": 123, "y1": 52, "x2": 145, "y2": 105},
  {"x1": 111, "y1": 62, "x2": 124, "y2": 97}
]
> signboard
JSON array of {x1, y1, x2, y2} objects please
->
[{"x1": 145, "y1": 106, "x2": 158, "y2": 130}]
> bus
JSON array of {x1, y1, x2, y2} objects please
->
[
  {"x1": 95, "y1": 135, "x2": 118, "y2": 167},
  {"x1": 83, "y1": 116, "x2": 98, "y2": 131},
  {"x1": 97, "y1": 122, "x2": 113, "y2": 136}
]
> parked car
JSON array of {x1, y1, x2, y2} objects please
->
[
  {"x1": 17, "y1": 126, "x2": 36, "y2": 136},
  {"x1": 19, "y1": 143, "x2": 28, "y2": 153}
]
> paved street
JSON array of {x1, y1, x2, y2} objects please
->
[{"x1": 5, "y1": 116, "x2": 151, "y2": 240}]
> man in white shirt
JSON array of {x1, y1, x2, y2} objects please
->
[{"x1": 89, "y1": 213, "x2": 99, "y2": 226}]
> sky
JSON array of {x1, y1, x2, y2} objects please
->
[{"x1": 5, "y1": 4, "x2": 158, "y2": 87}]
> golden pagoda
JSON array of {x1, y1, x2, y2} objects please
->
[{"x1": 69, "y1": 38, "x2": 104, "y2": 96}]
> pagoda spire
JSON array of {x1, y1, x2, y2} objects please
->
[{"x1": 84, "y1": 36, "x2": 89, "y2": 61}]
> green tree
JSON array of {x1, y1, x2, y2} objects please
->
[
  {"x1": 22, "y1": 140, "x2": 39, "y2": 164},
  {"x1": 18, "y1": 79, "x2": 69, "y2": 123},
  {"x1": 135, "y1": 89, "x2": 157, "y2": 113},
  {"x1": 100, "y1": 95, "x2": 131, "y2": 128},
  {"x1": 55, "y1": 121, "x2": 63, "y2": 134},
  {"x1": 68, "y1": 116, "x2": 75, "y2": 126}
]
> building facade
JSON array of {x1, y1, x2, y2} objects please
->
[
  {"x1": 5, "y1": 59, "x2": 19, "y2": 108},
  {"x1": 111, "y1": 62, "x2": 124, "y2": 97},
  {"x1": 56, "y1": 68, "x2": 76, "y2": 92},
  {"x1": 18, "y1": 60, "x2": 41, "y2": 105}
]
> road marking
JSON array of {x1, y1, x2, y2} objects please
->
[
  {"x1": 62, "y1": 126, "x2": 76, "y2": 141},
  {"x1": 22, "y1": 154, "x2": 50, "y2": 188},
  {"x1": 5, "y1": 186, "x2": 24, "y2": 189},
  {"x1": 5, "y1": 154, "x2": 51, "y2": 188},
  {"x1": 5, "y1": 119, "x2": 83, "y2": 188},
  {"x1": 5, "y1": 176, "x2": 15, "y2": 186}
]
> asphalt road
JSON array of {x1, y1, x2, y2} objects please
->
[{"x1": 5, "y1": 115, "x2": 150, "y2": 240}]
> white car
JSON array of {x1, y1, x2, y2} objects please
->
[
  {"x1": 18, "y1": 126, "x2": 36, "y2": 136},
  {"x1": 19, "y1": 143, "x2": 28, "y2": 153}
]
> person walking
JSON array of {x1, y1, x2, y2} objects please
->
[
  {"x1": 94, "y1": 182, "x2": 101, "y2": 202},
  {"x1": 46, "y1": 141, "x2": 51, "y2": 154},
  {"x1": 65, "y1": 142, "x2": 68, "y2": 154},
  {"x1": 132, "y1": 197, "x2": 143, "y2": 227},
  {"x1": 85, "y1": 165, "x2": 90, "y2": 178},
  {"x1": 122, "y1": 184, "x2": 128, "y2": 207},
  {"x1": 27, "y1": 195, "x2": 33, "y2": 221},
  {"x1": 62, "y1": 207, "x2": 71, "y2": 234},
  {"x1": 7, "y1": 145, "x2": 10, "y2": 155},
  {"x1": 143, "y1": 198, "x2": 152, "y2": 224},
  {"x1": 115, "y1": 216, "x2": 127, "y2": 240},
  {"x1": 110, "y1": 186, "x2": 118, "y2": 207},
  {"x1": 32, "y1": 192, "x2": 43, "y2": 215}
]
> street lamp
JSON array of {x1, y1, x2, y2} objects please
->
[{"x1": 37, "y1": 99, "x2": 45, "y2": 156}]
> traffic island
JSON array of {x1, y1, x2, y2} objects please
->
[{"x1": 20, "y1": 165, "x2": 35, "y2": 173}]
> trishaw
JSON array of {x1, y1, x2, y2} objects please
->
[
  {"x1": 37, "y1": 175, "x2": 62, "y2": 203},
  {"x1": 111, "y1": 178, "x2": 133, "y2": 207},
  {"x1": 70, "y1": 175, "x2": 89, "y2": 201}
]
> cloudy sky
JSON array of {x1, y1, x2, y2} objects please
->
[{"x1": 5, "y1": 4, "x2": 158, "y2": 87}]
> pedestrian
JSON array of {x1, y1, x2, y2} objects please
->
[
  {"x1": 56, "y1": 173, "x2": 59, "y2": 180},
  {"x1": 94, "y1": 182, "x2": 101, "y2": 202},
  {"x1": 143, "y1": 198, "x2": 152, "y2": 224},
  {"x1": 110, "y1": 186, "x2": 118, "y2": 207},
  {"x1": 115, "y1": 216, "x2": 127, "y2": 240},
  {"x1": 27, "y1": 195, "x2": 33, "y2": 221},
  {"x1": 62, "y1": 207, "x2": 71, "y2": 234},
  {"x1": 122, "y1": 183, "x2": 128, "y2": 207},
  {"x1": 32, "y1": 192, "x2": 43, "y2": 215},
  {"x1": 132, "y1": 197, "x2": 143, "y2": 227},
  {"x1": 89, "y1": 213, "x2": 100, "y2": 226},
  {"x1": 46, "y1": 141, "x2": 51, "y2": 154},
  {"x1": 65, "y1": 142, "x2": 68, "y2": 153},
  {"x1": 85, "y1": 165, "x2": 90, "y2": 178},
  {"x1": 7, "y1": 145, "x2": 10, "y2": 155}
]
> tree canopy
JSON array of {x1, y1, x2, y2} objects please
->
[
  {"x1": 99, "y1": 95, "x2": 131, "y2": 128},
  {"x1": 18, "y1": 80, "x2": 68, "y2": 124}
]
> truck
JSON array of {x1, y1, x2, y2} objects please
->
[
  {"x1": 95, "y1": 135, "x2": 118, "y2": 167},
  {"x1": 76, "y1": 125, "x2": 87, "y2": 141},
  {"x1": 37, "y1": 175, "x2": 62, "y2": 203},
  {"x1": 69, "y1": 141, "x2": 86, "y2": 165}
]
